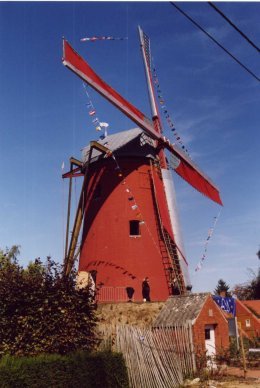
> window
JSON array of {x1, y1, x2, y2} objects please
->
[
  {"x1": 208, "y1": 309, "x2": 213, "y2": 317},
  {"x1": 129, "y1": 220, "x2": 140, "y2": 236},
  {"x1": 245, "y1": 319, "x2": 251, "y2": 327}
]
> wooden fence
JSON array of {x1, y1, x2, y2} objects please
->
[{"x1": 98, "y1": 322, "x2": 196, "y2": 388}]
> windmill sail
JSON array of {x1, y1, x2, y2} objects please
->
[
  {"x1": 138, "y1": 26, "x2": 161, "y2": 133},
  {"x1": 62, "y1": 39, "x2": 222, "y2": 206},
  {"x1": 138, "y1": 26, "x2": 190, "y2": 287},
  {"x1": 62, "y1": 39, "x2": 159, "y2": 139}
]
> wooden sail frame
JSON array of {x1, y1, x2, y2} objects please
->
[{"x1": 62, "y1": 39, "x2": 222, "y2": 206}]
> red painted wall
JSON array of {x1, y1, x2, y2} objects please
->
[{"x1": 79, "y1": 156, "x2": 172, "y2": 302}]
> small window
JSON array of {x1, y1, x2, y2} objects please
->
[
  {"x1": 208, "y1": 309, "x2": 213, "y2": 317},
  {"x1": 245, "y1": 319, "x2": 251, "y2": 327},
  {"x1": 205, "y1": 328, "x2": 211, "y2": 340},
  {"x1": 129, "y1": 220, "x2": 140, "y2": 236}
]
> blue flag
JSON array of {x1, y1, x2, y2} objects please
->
[{"x1": 213, "y1": 296, "x2": 236, "y2": 316}]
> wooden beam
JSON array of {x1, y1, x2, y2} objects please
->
[
  {"x1": 63, "y1": 147, "x2": 93, "y2": 276},
  {"x1": 63, "y1": 143, "x2": 112, "y2": 276},
  {"x1": 64, "y1": 162, "x2": 73, "y2": 260}
]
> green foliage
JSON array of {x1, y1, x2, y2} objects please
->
[
  {"x1": 215, "y1": 336, "x2": 260, "y2": 368},
  {"x1": 233, "y1": 268, "x2": 260, "y2": 300},
  {"x1": 0, "y1": 245, "x2": 20, "y2": 270},
  {"x1": 215, "y1": 337, "x2": 240, "y2": 367},
  {"x1": 0, "y1": 247, "x2": 98, "y2": 356},
  {"x1": 0, "y1": 351, "x2": 129, "y2": 388},
  {"x1": 214, "y1": 279, "x2": 231, "y2": 297}
]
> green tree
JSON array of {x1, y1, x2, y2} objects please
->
[
  {"x1": 0, "y1": 247, "x2": 98, "y2": 357},
  {"x1": 232, "y1": 268, "x2": 260, "y2": 300},
  {"x1": 0, "y1": 245, "x2": 20, "y2": 269},
  {"x1": 214, "y1": 279, "x2": 231, "y2": 297}
]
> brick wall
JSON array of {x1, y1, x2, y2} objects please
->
[
  {"x1": 236, "y1": 299, "x2": 260, "y2": 339},
  {"x1": 192, "y1": 295, "x2": 229, "y2": 355}
]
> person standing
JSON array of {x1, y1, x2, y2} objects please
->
[
  {"x1": 126, "y1": 286, "x2": 135, "y2": 302},
  {"x1": 142, "y1": 277, "x2": 151, "y2": 302}
]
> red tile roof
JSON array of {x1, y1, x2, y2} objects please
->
[{"x1": 242, "y1": 300, "x2": 260, "y2": 316}]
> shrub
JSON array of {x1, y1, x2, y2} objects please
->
[
  {"x1": 0, "y1": 249, "x2": 98, "y2": 356},
  {"x1": 0, "y1": 351, "x2": 129, "y2": 388}
]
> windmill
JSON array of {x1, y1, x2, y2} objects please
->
[{"x1": 62, "y1": 27, "x2": 223, "y2": 302}]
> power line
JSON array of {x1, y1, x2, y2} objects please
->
[
  {"x1": 208, "y1": 2, "x2": 260, "y2": 53},
  {"x1": 170, "y1": 2, "x2": 260, "y2": 82}
]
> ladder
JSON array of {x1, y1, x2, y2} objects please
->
[
  {"x1": 150, "y1": 161, "x2": 186, "y2": 295},
  {"x1": 163, "y1": 229, "x2": 186, "y2": 294}
]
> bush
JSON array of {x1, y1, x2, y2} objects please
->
[
  {"x1": 0, "y1": 249, "x2": 98, "y2": 356},
  {"x1": 215, "y1": 337, "x2": 240, "y2": 366},
  {"x1": 0, "y1": 351, "x2": 129, "y2": 388}
]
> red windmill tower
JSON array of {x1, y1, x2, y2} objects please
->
[{"x1": 62, "y1": 27, "x2": 223, "y2": 302}]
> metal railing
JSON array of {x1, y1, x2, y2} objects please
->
[{"x1": 97, "y1": 286, "x2": 134, "y2": 302}]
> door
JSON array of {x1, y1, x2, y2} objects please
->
[{"x1": 205, "y1": 324, "x2": 216, "y2": 357}]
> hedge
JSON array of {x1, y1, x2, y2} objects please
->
[{"x1": 0, "y1": 351, "x2": 129, "y2": 388}]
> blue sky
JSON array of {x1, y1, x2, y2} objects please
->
[{"x1": 0, "y1": 2, "x2": 259, "y2": 293}]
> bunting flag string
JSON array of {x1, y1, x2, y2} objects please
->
[
  {"x1": 104, "y1": 150, "x2": 162, "y2": 257},
  {"x1": 80, "y1": 36, "x2": 128, "y2": 42},
  {"x1": 108, "y1": 153, "x2": 143, "y2": 221},
  {"x1": 83, "y1": 83, "x2": 109, "y2": 136},
  {"x1": 195, "y1": 210, "x2": 221, "y2": 272},
  {"x1": 152, "y1": 64, "x2": 191, "y2": 157}
]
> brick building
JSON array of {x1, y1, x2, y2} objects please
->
[
  {"x1": 235, "y1": 299, "x2": 260, "y2": 339},
  {"x1": 153, "y1": 293, "x2": 229, "y2": 358},
  {"x1": 243, "y1": 300, "x2": 260, "y2": 318}
]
